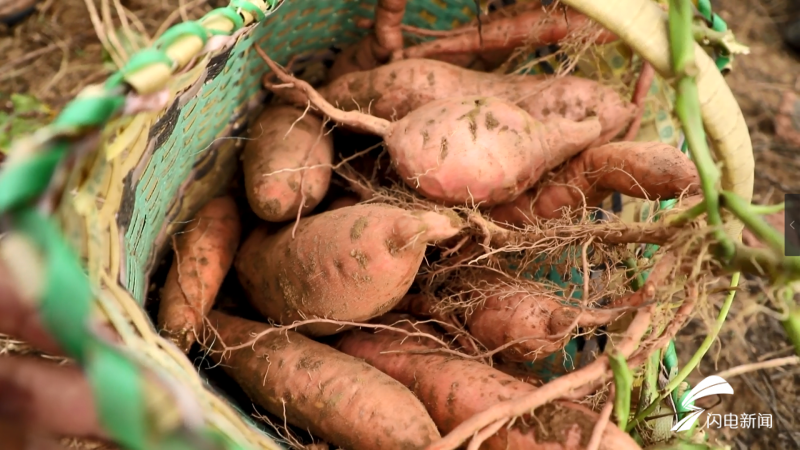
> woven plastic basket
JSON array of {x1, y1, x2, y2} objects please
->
[{"x1": 0, "y1": 0, "x2": 754, "y2": 449}]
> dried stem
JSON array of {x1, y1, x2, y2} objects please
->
[{"x1": 254, "y1": 45, "x2": 391, "y2": 136}]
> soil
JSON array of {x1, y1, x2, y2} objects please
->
[{"x1": 1, "y1": 0, "x2": 799, "y2": 449}]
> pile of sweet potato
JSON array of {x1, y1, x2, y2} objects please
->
[{"x1": 154, "y1": 2, "x2": 700, "y2": 449}]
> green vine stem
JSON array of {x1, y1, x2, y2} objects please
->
[
  {"x1": 720, "y1": 191, "x2": 784, "y2": 254},
  {"x1": 781, "y1": 288, "x2": 800, "y2": 355},
  {"x1": 626, "y1": 272, "x2": 740, "y2": 432}
]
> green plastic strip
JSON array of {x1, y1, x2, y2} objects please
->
[
  {"x1": 155, "y1": 21, "x2": 211, "y2": 49},
  {"x1": 204, "y1": 7, "x2": 245, "y2": 34},
  {"x1": 54, "y1": 95, "x2": 126, "y2": 127},
  {"x1": 231, "y1": 0, "x2": 266, "y2": 22},
  {"x1": 0, "y1": 147, "x2": 66, "y2": 212}
]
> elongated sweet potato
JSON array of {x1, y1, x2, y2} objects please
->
[
  {"x1": 489, "y1": 141, "x2": 701, "y2": 224},
  {"x1": 243, "y1": 105, "x2": 333, "y2": 222},
  {"x1": 205, "y1": 311, "x2": 440, "y2": 450},
  {"x1": 336, "y1": 316, "x2": 640, "y2": 450},
  {"x1": 465, "y1": 281, "x2": 627, "y2": 362},
  {"x1": 392, "y1": 7, "x2": 618, "y2": 67},
  {"x1": 235, "y1": 204, "x2": 462, "y2": 336},
  {"x1": 327, "y1": 0, "x2": 408, "y2": 80},
  {"x1": 157, "y1": 196, "x2": 241, "y2": 353},
  {"x1": 259, "y1": 50, "x2": 603, "y2": 206},
  {"x1": 273, "y1": 58, "x2": 634, "y2": 147},
  {"x1": 395, "y1": 287, "x2": 617, "y2": 362}
]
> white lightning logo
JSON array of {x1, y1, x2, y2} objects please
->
[{"x1": 670, "y1": 375, "x2": 734, "y2": 432}]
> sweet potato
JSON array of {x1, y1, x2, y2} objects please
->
[
  {"x1": 235, "y1": 204, "x2": 462, "y2": 336},
  {"x1": 273, "y1": 58, "x2": 634, "y2": 147},
  {"x1": 205, "y1": 311, "x2": 440, "y2": 450},
  {"x1": 395, "y1": 286, "x2": 616, "y2": 362},
  {"x1": 157, "y1": 196, "x2": 241, "y2": 353},
  {"x1": 328, "y1": 34, "x2": 381, "y2": 82},
  {"x1": 336, "y1": 316, "x2": 640, "y2": 450},
  {"x1": 392, "y1": 8, "x2": 618, "y2": 68},
  {"x1": 243, "y1": 105, "x2": 333, "y2": 222},
  {"x1": 259, "y1": 50, "x2": 603, "y2": 206},
  {"x1": 489, "y1": 141, "x2": 701, "y2": 224},
  {"x1": 327, "y1": 0, "x2": 408, "y2": 80}
]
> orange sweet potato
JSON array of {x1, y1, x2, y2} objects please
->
[
  {"x1": 205, "y1": 311, "x2": 440, "y2": 450},
  {"x1": 336, "y1": 316, "x2": 640, "y2": 450},
  {"x1": 235, "y1": 204, "x2": 462, "y2": 336},
  {"x1": 274, "y1": 58, "x2": 634, "y2": 147},
  {"x1": 395, "y1": 286, "x2": 616, "y2": 362},
  {"x1": 392, "y1": 7, "x2": 618, "y2": 67},
  {"x1": 157, "y1": 196, "x2": 241, "y2": 353},
  {"x1": 327, "y1": 0, "x2": 408, "y2": 81},
  {"x1": 489, "y1": 141, "x2": 701, "y2": 224},
  {"x1": 243, "y1": 105, "x2": 333, "y2": 222},
  {"x1": 260, "y1": 51, "x2": 604, "y2": 206}
]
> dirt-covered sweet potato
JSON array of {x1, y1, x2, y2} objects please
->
[
  {"x1": 243, "y1": 105, "x2": 333, "y2": 222},
  {"x1": 205, "y1": 311, "x2": 440, "y2": 450},
  {"x1": 327, "y1": 0, "x2": 408, "y2": 80},
  {"x1": 157, "y1": 196, "x2": 241, "y2": 353},
  {"x1": 489, "y1": 141, "x2": 701, "y2": 224},
  {"x1": 272, "y1": 58, "x2": 633, "y2": 147},
  {"x1": 392, "y1": 7, "x2": 618, "y2": 67},
  {"x1": 336, "y1": 316, "x2": 640, "y2": 450},
  {"x1": 235, "y1": 204, "x2": 462, "y2": 336},
  {"x1": 258, "y1": 50, "x2": 603, "y2": 206}
]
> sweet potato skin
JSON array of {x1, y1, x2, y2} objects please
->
[
  {"x1": 157, "y1": 196, "x2": 241, "y2": 353},
  {"x1": 205, "y1": 311, "x2": 440, "y2": 450},
  {"x1": 384, "y1": 96, "x2": 602, "y2": 205},
  {"x1": 490, "y1": 141, "x2": 700, "y2": 224},
  {"x1": 336, "y1": 317, "x2": 639, "y2": 450},
  {"x1": 466, "y1": 290, "x2": 571, "y2": 361},
  {"x1": 235, "y1": 204, "x2": 461, "y2": 336},
  {"x1": 243, "y1": 105, "x2": 333, "y2": 222},
  {"x1": 327, "y1": 0, "x2": 407, "y2": 80},
  {"x1": 306, "y1": 59, "x2": 633, "y2": 145},
  {"x1": 393, "y1": 8, "x2": 618, "y2": 64}
]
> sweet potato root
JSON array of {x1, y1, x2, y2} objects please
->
[
  {"x1": 392, "y1": 8, "x2": 618, "y2": 67},
  {"x1": 259, "y1": 50, "x2": 603, "y2": 206},
  {"x1": 243, "y1": 105, "x2": 333, "y2": 222},
  {"x1": 396, "y1": 286, "x2": 620, "y2": 362},
  {"x1": 272, "y1": 58, "x2": 634, "y2": 147},
  {"x1": 235, "y1": 204, "x2": 462, "y2": 336},
  {"x1": 336, "y1": 316, "x2": 640, "y2": 450},
  {"x1": 489, "y1": 141, "x2": 701, "y2": 224},
  {"x1": 157, "y1": 196, "x2": 241, "y2": 353},
  {"x1": 205, "y1": 311, "x2": 440, "y2": 450}
]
